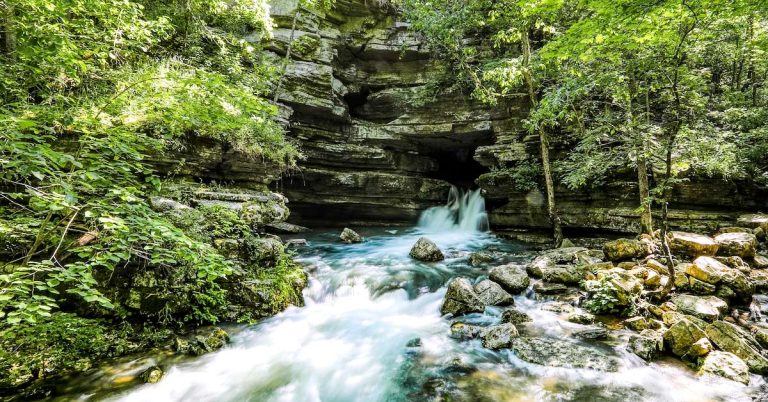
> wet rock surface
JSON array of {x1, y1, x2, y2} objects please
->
[
  {"x1": 441, "y1": 278, "x2": 484, "y2": 316},
  {"x1": 481, "y1": 323, "x2": 519, "y2": 349},
  {"x1": 410, "y1": 237, "x2": 445, "y2": 262},
  {"x1": 488, "y1": 263, "x2": 530, "y2": 293},
  {"x1": 474, "y1": 279, "x2": 514, "y2": 307},
  {"x1": 705, "y1": 320, "x2": 768, "y2": 374},
  {"x1": 510, "y1": 337, "x2": 620, "y2": 372},
  {"x1": 340, "y1": 227, "x2": 363, "y2": 243},
  {"x1": 699, "y1": 351, "x2": 750, "y2": 384}
]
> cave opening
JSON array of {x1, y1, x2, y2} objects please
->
[
  {"x1": 343, "y1": 85, "x2": 372, "y2": 118},
  {"x1": 424, "y1": 144, "x2": 491, "y2": 189}
]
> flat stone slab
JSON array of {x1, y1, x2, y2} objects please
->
[{"x1": 511, "y1": 337, "x2": 620, "y2": 372}]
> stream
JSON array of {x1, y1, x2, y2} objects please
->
[{"x1": 59, "y1": 189, "x2": 765, "y2": 401}]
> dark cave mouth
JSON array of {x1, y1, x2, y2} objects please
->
[{"x1": 424, "y1": 144, "x2": 491, "y2": 189}]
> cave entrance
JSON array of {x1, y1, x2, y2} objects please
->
[
  {"x1": 428, "y1": 147, "x2": 489, "y2": 189},
  {"x1": 416, "y1": 132, "x2": 494, "y2": 189}
]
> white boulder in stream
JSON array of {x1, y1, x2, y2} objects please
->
[
  {"x1": 481, "y1": 323, "x2": 519, "y2": 349},
  {"x1": 489, "y1": 264, "x2": 530, "y2": 293},
  {"x1": 511, "y1": 337, "x2": 620, "y2": 372},
  {"x1": 474, "y1": 279, "x2": 514, "y2": 306},
  {"x1": 699, "y1": 351, "x2": 750, "y2": 384},
  {"x1": 409, "y1": 237, "x2": 444, "y2": 262},
  {"x1": 339, "y1": 227, "x2": 363, "y2": 243},
  {"x1": 441, "y1": 277, "x2": 484, "y2": 316}
]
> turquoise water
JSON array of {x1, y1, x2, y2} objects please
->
[
  {"x1": 52, "y1": 190, "x2": 766, "y2": 401},
  {"x1": 110, "y1": 230, "x2": 760, "y2": 401}
]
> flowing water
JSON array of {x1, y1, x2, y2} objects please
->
[{"x1": 53, "y1": 189, "x2": 766, "y2": 401}]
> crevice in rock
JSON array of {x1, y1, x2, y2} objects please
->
[{"x1": 344, "y1": 85, "x2": 372, "y2": 118}]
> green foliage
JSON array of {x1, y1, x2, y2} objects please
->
[
  {"x1": 0, "y1": 313, "x2": 114, "y2": 389},
  {"x1": 582, "y1": 275, "x2": 636, "y2": 317},
  {"x1": 0, "y1": 0, "x2": 170, "y2": 104},
  {"x1": 0, "y1": 312, "x2": 173, "y2": 388},
  {"x1": 168, "y1": 204, "x2": 250, "y2": 245},
  {"x1": 478, "y1": 161, "x2": 542, "y2": 192},
  {"x1": 0, "y1": 0, "x2": 300, "y2": 327}
]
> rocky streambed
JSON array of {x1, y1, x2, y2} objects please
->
[{"x1": 34, "y1": 208, "x2": 768, "y2": 401}]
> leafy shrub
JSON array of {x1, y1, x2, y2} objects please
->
[{"x1": 582, "y1": 274, "x2": 636, "y2": 317}]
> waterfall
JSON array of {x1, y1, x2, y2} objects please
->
[{"x1": 417, "y1": 186, "x2": 489, "y2": 232}]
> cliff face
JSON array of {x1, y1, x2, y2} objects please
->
[
  {"x1": 260, "y1": 0, "x2": 768, "y2": 234},
  {"x1": 265, "y1": 0, "x2": 521, "y2": 226},
  {"x1": 124, "y1": 1, "x2": 768, "y2": 237}
]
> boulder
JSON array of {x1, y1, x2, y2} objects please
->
[
  {"x1": 532, "y1": 282, "x2": 569, "y2": 294},
  {"x1": 533, "y1": 282, "x2": 569, "y2": 295},
  {"x1": 567, "y1": 310, "x2": 596, "y2": 324},
  {"x1": 719, "y1": 268, "x2": 754, "y2": 302},
  {"x1": 645, "y1": 259, "x2": 670, "y2": 275},
  {"x1": 474, "y1": 279, "x2": 514, "y2": 307},
  {"x1": 699, "y1": 351, "x2": 750, "y2": 385},
  {"x1": 139, "y1": 366, "x2": 164, "y2": 384},
  {"x1": 239, "y1": 195, "x2": 290, "y2": 226},
  {"x1": 624, "y1": 316, "x2": 650, "y2": 331},
  {"x1": 511, "y1": 337, "x2": 620, "y2": 372},
  {"x1": 674, "y1": 270, "x2": 692, "y2": 291},
  {"x1": 540, "y1": 301, "x2": 576, "y2": 314},
  {"x1": 668, "y1": 231, "x2": 719, "y2": 257},
  {"x1": 663, "y1": 315, "x2": 708, "y2": 356},
  {"x1": 573, "y1": 327, "x2": 610, "y2": 340},
  {"x1": 266, "y1": 222, "x2": 309, "y2": 234},
  {"x1": 285, "y1": 238, "x2": 308, "y2": 248},
  {"x1": 688, "y1": 338, "x2": 713, "y2": 357},
  {"x1": 481, "y1": 323, "x2": 519, "y2": 349},
  {"x1": 628, "y1": 330, "x2": 664, "y2": 361},
  {"x1": 340, "y1": 228, "x2": 363, "y2": 243},
  {"x1": 753, "y1": 255, "x2": 768, "y2": 269},
  {"x1": 149, "y1": 196, "x2": 191, "y2": 212},
  {"x1": 686, "y1": 256, "x2": 728, "y2": 284},
  {"x1": 489, "y1": 264, "x2": 530, "y2": 293},
  {"x1": 671, "y1": 295, "x2": 728, "y2": 322},
  {"x1": 715, "y1": 232, "x2": 757, "y2": 257},
  {"x1": 468, "y1": 251, "x2": 493, "y2": 267},
  {"x1": 527, "y1": 247, "x2": 598, "y2": 275},
  {"x1": 749, "y1": 270, "x2": 768, "y2": 292},
  {"x1": 688, "y1": 277, "x2": 717, "y2": 295},
  {"x1": 705, "y1": 320, "x2": 768, "y2": 374},
  {"x1": 409, "y1": 237, "x2": 444, "y2": 262},
  {"x1": 644, "y1": 270, "x2": 661, "y2": 287},
  {"x1": 500, "y1": 308, "x2": 532, "y2": 325},
  {"x1": 538, "y1": 247, "x2": 589, "y2": 264},
  {"x1": 737, "y1": 214, "x2": 768, "y2": 233},
  {"x1": 450, "y1": 322, "x2": 483, "y2": 340},
  {"x1": 528, "y1": 263, "x2": 586, "y2": 285},
  {"x1": 716, "y1": 256, "x2": 750, "y2": 271},
  {"x1": 603, "y1": 239, "x2": 650, "y2": 261},
  {"x1": 440, "y1": 278, "x2": 484, "y2": 316},
  {"x1": 602, "y1": 270, "x2": 643, "y2": 306}
]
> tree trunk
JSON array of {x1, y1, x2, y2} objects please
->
[
  {"x1": 521, "y1": 30, "x2": 563, "y2": 247},
  {"x1": 627, "y1": 71, "x2": 652, "y2": 236},
  {"x1": 637, "y1": 155, "x2": 653, "y2": 236},
  {"x1": 659, "y1": 140, "x2": 676, "y2": 298},
  {"x1": 1, "y1": 2, "x2": 14, "y2": 55}
]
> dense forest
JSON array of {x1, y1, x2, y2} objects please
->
[
  {"x1": 0, "y1": 0, "x2": 312, "y2": 393},
  {"x1": 401, "y1": 0, "x2": 768, "y2": 243},
  {"x1": 2, "y1": 0, "x2": 768, "y2": 399}
]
